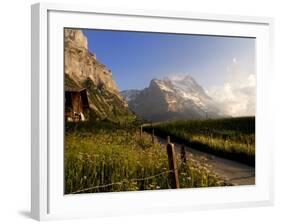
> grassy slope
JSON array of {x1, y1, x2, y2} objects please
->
[
  {"x1": 143, "y1": 117, "x2": 255, "y2": 166},
  {"x1": 65, "y1": 122, "x2": 226, "y2": 194},
  {"x1": 81, "y1": 78, "x2": 136, "y2": 123}
]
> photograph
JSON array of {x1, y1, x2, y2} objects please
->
[{"x1": 64, "y1": 28, "x2": 255, "y2": 194}]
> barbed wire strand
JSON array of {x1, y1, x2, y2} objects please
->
[{"x1": 70, "y1": 169, "x2": 178, "y2": 194}]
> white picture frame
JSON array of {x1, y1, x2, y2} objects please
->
[{"x1": 31, "y1": 2, "x2": 274, "y2": 221}]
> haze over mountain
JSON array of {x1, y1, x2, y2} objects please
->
[{"x1": 121, "y1": 76, "x2": 222, "y2": 121}]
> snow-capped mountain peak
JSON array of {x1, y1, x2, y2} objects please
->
[
  {"x1": 121, "y1": 76, "x2": 221, "y2": 121},
  {"x1": 168, "y1": 75, "x2": 211, "y2": 100},
  {"x1": 150, "y1": 79, "x2": 174, "y2": 93}
]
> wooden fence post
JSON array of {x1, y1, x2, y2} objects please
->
[
  {"x1": 166, "y1": 143, "x2": 180, "y2": 189},
  {"x1": 140, "y1": 125, "x2": 143, "y2": 139},
  {"x1": 167, "y1": 136, "x2": 170, "y2": 144},
  {"x1": 180, "y1": 145, "x2": 186, "y2": 164},
  {"x1": 151, "y1": 129, "x2": 155, "y2": 144}
]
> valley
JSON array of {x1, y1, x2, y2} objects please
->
[{"x1": 64, "y1": 28, "x2": 256, "y2": 194}]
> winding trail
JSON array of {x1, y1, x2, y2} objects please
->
[{"x1": 153, "y1": 134, "x2": 255, "y2": 186}]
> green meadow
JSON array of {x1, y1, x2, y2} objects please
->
[
  {"x1": 64, "y1": 122, "x2": 225, "y2": 194},
  {"x1": 143, "y1": 117, "x2": 255, "y2": 166}
]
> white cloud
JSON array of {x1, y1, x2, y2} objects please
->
[
  {"x1": 207, "y1": 66, "x2": 256, "y2": 117},
  {"x1": 162, "y1": 61, "x2": 256, "y2": 117}
]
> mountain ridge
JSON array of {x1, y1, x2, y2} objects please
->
[{"x1": 121, "y1": 76, "x2": 222, "y2": 121}]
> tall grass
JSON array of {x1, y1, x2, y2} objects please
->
[
  {"x1": 65, "y1": 124, "x2": 225, "y2": 194},
  {"x1": 144, "y1": 117, "x2": 255, "y2": 166}
]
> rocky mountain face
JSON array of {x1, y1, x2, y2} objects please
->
[
  {"x1": 120, "y1": 90, "x2": 141, "y2": 102},
  {"x1": 64, "y1": 29, "x2": 133, "y2": 121},
  {"x1": 65, "y1": 29, "x2": 120, "y2": 95},
  {"x1": 121, "y1": 76, "x2": 222, "y2": 121}
]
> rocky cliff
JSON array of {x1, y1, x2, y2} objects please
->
[
  {"x1": 64, "y1": 29, "x2": 134, "y2": 121},
  {"x1": 64, "y1": 29, "x2": 120, "y2": 95}
]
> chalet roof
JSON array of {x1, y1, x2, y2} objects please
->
[
  {"x1": 65, "y1": 87, "x2": 90, "y2": 108},
  {"x1": 65, "y1": 87, "x2": 86, "y2": 92}
]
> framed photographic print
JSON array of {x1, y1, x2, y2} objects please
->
[{"x1": 31, "y1": 2, "x2": 274, "y2": 221}]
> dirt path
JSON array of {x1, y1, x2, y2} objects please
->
[{"x1": 154, "y1": 135, "x2": 255, "y2": 186}]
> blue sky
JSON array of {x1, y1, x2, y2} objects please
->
[{"x1": 83, "y1": 29, "x2": 255, "y2": 91}]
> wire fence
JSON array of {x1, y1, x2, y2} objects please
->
[{"x1": 70, "y1": 168, "x2": 177, "y2": 194}]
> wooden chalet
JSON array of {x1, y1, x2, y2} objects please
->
[{"x1": 65, "y1": 87, "x2": 90, "y2": 122}]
